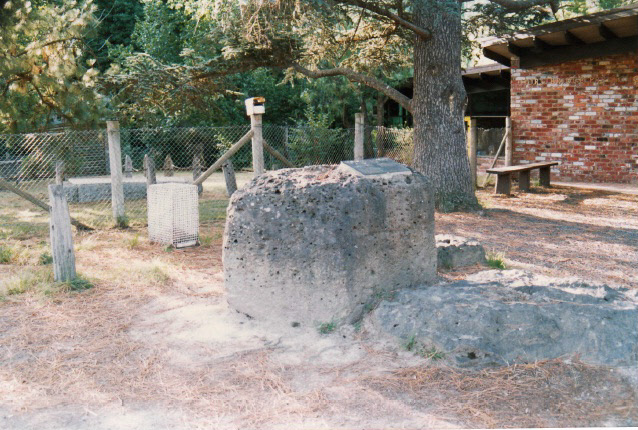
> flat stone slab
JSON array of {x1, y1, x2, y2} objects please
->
[
  {"x1": 223, "y1": 164, "x2": 436, "y2": 327},
  {"x1": 340, "y1": 158, "x2": 412, "y2": 177},
  {"x1": 436, "y1": 234, "x2": 486, "y2": 269},
  {"x1": 371, "y1": 270, "x2": 638, "y2": 367}
]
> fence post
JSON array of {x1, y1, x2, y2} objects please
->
[
  {"x1": 468, "y1": 118, "x2": 478, "y2": 190},
  {"x1": 55, "y1": 161, "x2": 65, "y2": 185},
  {"x1": 283, "y1": 126, "x2": 289, "y2": 160},
  {"x1": 144, "y1": 154, "x2": 156, "y2": 188},
  {"x1": 107, "y1": 121, "x2": 125, "y2": 223},
  {"x1": 250, "y1": 114, "x2": 265, "y2": 177},
  {"x1": 124, "y1": 155, "x2": 133, "y2": 178},
  {"x1": 223, "y1": 160, "x2": 237, "y2": 197},
  {"x1": 354, "y1": 113, "x2": 364, "y2": 161},
  {"x1": 505, "y1": 117, "x2": 513, "y2": 166},
  {"x1": 192, "y1": 154, "x2": 203, "y2": 195},
  {"x1": 48, "y1": 184, "x2": 76, "y2": 282},
  {"x1": 164, "y1": 155, "x2": 174, "y2": 177}
]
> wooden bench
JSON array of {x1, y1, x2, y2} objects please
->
[{"x1": 486, "y1": 161, "x2": 559, "y2": 195}]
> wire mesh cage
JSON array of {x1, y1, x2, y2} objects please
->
[{"x1": 147, "y1": 183, "x2": 199, "y2": 248}]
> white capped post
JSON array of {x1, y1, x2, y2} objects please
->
[{"x1": 245, "y1": 97, "x2": 265, "y2": 177}]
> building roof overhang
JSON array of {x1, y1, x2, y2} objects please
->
[
  {"x1": 481, "y1": 3, "x2": 638, "y2": 69},
  {"x1": 462, "y1": 63, "x2": 511, "y2": 94}
]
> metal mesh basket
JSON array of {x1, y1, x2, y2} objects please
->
[{"x1": 147, "y1": 183, "x2": 199, "y2": 248}]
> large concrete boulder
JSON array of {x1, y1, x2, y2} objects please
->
[
  {"x1": 223, "y1": 161, "x2": 436, "y2": 327},
  {"x1": 370, "y1": 270, "x2": 638, "y2": 367}
]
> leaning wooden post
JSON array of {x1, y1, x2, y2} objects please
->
[
  {"x1": 354, "y1": 113, "x2": 364, "y2": 161},
  {"x1": 106, "y1": 121, "x2": 125, "y2": 222},
  {"x1": 468, "y1": 118, "x2": 478, "y2": 190},
  {"x1": 48, "y1": 184, "x2": 76, "y2": 282},
  {"x1": 222, "y1": 160, "x2": 237, "y2": 197},
  {"x1": 505, "y1": 117, "x2": 513, "y2": 167},
  {"x1": 245, "y1": 97, "x2": 265, "y2": 177},
  {"x1": 144, "y1": 154, "x2": 156, "y2": 188},
  {"x1": 55, "y1": 161, "x2": 65, "y2": 185},
  {"x1": 124, "y1": 155, "x2": 133, "y2": 178}
]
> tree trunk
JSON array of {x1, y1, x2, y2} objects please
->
[{"x1": 412, "y1": 1, "x2": 476, "y2": 211}]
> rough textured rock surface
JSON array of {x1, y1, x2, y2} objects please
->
[
  {"x1": 436, "y1": 234, "x2": 486, "y2": 269},
  {"x1": 370, "y1": 270, "x2": 638, "y2": 367},
  {"x1": 223, "y1": 164, "x2": 436, "y2": 327}
]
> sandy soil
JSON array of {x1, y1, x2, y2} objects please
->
[{"x1": 1, "y1": 184, "x2": 637, "y2": 429}]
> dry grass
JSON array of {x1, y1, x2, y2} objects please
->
[
  {"x1": 363, "y1": 359, "x2": 638, "y2": 428},
  {"x1": 1, "y1": 184, "x2": 637, "y2": 428}
]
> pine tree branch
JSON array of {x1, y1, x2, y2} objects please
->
[
  {"x1": 333, "y1": 0, "x2": 431, "y2": 40},
  {"x1": 485, "y1": 0, "x2": 559, "y2": 13},
  {"x1": 291, "y1": 63, "x2": 413, "y2": 113}
]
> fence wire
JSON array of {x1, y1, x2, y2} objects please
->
[{"x1": 1, "y1": 124, "x2": 415, "y2": 231}]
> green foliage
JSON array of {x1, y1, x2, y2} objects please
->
[
  {"x1": 0, "y1": 0, "x2": 106, "y2": 132},
  {"x1": 115, "y1": 215, "x2": 129, "y2": 229},
  {"x1": 486, "y1": 251, "x2": 507, "y2": 270},
  {"x1": 0, "y1": 245, "x2": 13, "y2": 263},
  {"x1": 404, "y1": 335, "x2": 445, "y2": 360},
  {"x1": 67, "y1": 275, "x2": 93, "y2": 292},
  {"x1": 127, "y1": 234, "x2": 140, "y2": 249},
  {"x1": 318, "y1": 321, "x2": 336, "y2": 335},
  {"x1": 39, "y1": 252, "x2": 53, "y2": 266}
]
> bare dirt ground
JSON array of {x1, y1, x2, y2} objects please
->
[{"x1": 1, "y1": 184, "x2": 637, "y2": 429}]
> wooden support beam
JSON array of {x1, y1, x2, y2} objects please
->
[
  {"x1": 519, "y1": 36, "x2": 638, "y2": 68},
  {"x1": 193, "y1": 130, "x2": 254, "y2": 186},
  {"x1": 263, "y1": 141, "x2": 295, "y2": 168},
  {"x1": 532, "y1": 37, "x2": 552, "y2": 53},
  {"x1": 482, "y1": 48, "x2": 511, "y2": 67},
  {"x1": 599, "y1": 23, "x2": 618, "y2": 40},
  {"x1": 0, "y1": 178, "x2": 93, "y2": 231},
  {"x1": 564, "y1": 30, "x2": 585, "y2": 45},
  {"x1": 507, "y1": 42, "x2": 525, "y2": 57}
]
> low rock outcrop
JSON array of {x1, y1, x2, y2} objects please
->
[{"x1": 371, "y1": 270, "x2": 638, "y2": 367}]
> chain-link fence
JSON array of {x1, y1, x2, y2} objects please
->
[{"x1": 0, "y1": 124, "x2": 415, "y2": 231}]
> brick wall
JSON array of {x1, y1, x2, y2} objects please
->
[{"x1": 510, "y1": 52, "x2": 638, "y2": 183}]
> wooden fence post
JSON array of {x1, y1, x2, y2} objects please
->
[
  {"x1": 354, "y1": 113, "x2": 364, "y2": 161},
  {"x1": 505, "y1": 116, "x2": 513, "y2": 166},
  {"x1": 144, "y1": 154, "x2": 156, "y2": 188},
  {"x1": 163, "y1": 155, "x2": 174, "y2": 177},
  {"x1": 251, "y1": 114, "x2": 264, "y2": 177},
  {"x1": 192, "y1": 154, "x2": 203, "y2": 195},
  {"x1": 106, "y1": 121, "x2": 125, "y2": 222},
  {"x1": 468, "y1": 118, "x2": 478, "y2": 190},
  {"x1": 48, "y1": 184, "x2": 76, "y2": 282},
  {"x1": 55, "y1": 161, "x2": 65, "y2": 185},
  {"x1": 124, "y1": 155, "x2": 133, "y2": 178},
  {"x1": 222, "y1": 160, "x2": 237, "y2": 197}
]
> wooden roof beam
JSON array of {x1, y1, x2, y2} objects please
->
[
  {"x1": 564, "y1": 30, "x2": 586, "y2": 45},
  {"x1": 532, "y1": 37, "x2": 552, "y2": 53},
  {"x1": 482, "y1": 48, "x2": 511, "y2": 67},
  {"x1": 507, "y1": 42, "x2": 525, "y2": 57},
  {"x1": 599, "y1": 23, "x2": 618, "y2": 40}
]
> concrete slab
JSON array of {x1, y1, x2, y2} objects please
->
[{"x1": 555, "y1": 182, "x2": 638, "y2": 195}]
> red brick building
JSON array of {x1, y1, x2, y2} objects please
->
[{"x1": 481, "y1": 4, "x2": 638, "y2": 183}]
